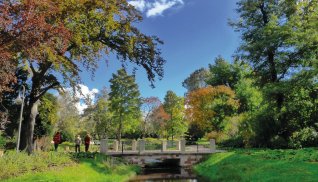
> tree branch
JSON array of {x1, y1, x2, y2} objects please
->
[
  {"x1": 28, "y1": 60, "x2": 36, "y2": 75},
  {"x1": 36, "y1": 82, "x2": 60, "y2": 101}
]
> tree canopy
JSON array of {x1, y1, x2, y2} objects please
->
[
  {"x1": 109, "y1": 68, "x2": 142, "y2": 142},
  {"x1": 0, "y1": 0, "x2": 166, "y2": 153},
  {"x1": 186, "y1": 86, "x2": 239, "y2": 133}
]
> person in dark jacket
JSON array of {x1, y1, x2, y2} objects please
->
[
  {"x1": 84, "y1": 134, "x2": 91, "y2": 152},
  {"x1": 53, "y1": 132, "x2": 61, "y2": 151}
]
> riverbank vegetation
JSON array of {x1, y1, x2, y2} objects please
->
[
  {"x1": 195, "y1": 148, "x2": 318, "y2": 181},
  {"x1": 1, "y1": 152, "x2": 139, "y2": 181}
]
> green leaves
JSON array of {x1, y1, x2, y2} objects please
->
[
  {"x1": 232, "y1": 0, "x2": 318, "y2": 83},
  {"x1": 109, "y1": 68, "x2": 142, "y2": 139},
  {"x1": 163, "y1": 91, "x2": 187, "y2": 139}
]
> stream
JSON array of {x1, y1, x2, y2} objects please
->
[{"x1": 128, "y1": 159, "x2": 209, "y2": 182}]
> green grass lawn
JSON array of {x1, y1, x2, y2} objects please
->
[
  {"x1": 194, "y1": 148, "x2": 318, "y2": 182},
  {"x1": 3, "y1": 153, "x2": 139, "y2": 182}
]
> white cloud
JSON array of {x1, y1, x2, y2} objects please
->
[
  {"x1": 128, "y1": 0, "x2": 146, "y2": 11},
  {"x1": 75, "y1": 102, "x2": 89, "y2": 114},
  {"x1": 147, "y1": 0, "x2": 183, "y2": 17},
  {"x1": 75, "y1": 84, "x2": 99, "y2": 100},
  {"x1": 128, "y1": 0, "x2": 184, "y2": 17},
  {"x1": 65, "y1": 84, "x2": 99, "y2": 114}
]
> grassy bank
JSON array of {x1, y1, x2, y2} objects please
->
[
  {"x1": 1, "y1": 152, "x2": 139, "y2": 182},
  {"x1": 194, "y1": 148, "x2": 318, "y2": 182}
]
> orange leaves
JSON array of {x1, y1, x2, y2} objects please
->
[
  {"x1": 0, "y1": 0, "x2": 71, "y2": 94},
  {"x1": 151, "y1": 105, "x2": 171, "y2": 122},
  {"x1": 0, "y1": 59, "x2": 16, "y2": 94},
  {"x1": 1, "y1": 0, "x2": 71, "y2": 61},
  {"x1": 185, "y1": 86, "x2": 239, "y2": 131},
  {"x1": 15, "y1": 0, "x2": 71, "y2": 60}
]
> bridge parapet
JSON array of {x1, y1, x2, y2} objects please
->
[{"x1": 100, "y1": 139, "x2": 216, "y2": 155}]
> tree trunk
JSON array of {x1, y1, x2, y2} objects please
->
[
  {"x1": 19, "y1": 62, "x2": 55, "y2": 154},
  {"x1": 143, "y1": 119, "x2": 147, "y2": 139},
  {"x1": 261, "y1": 4, "x2": 284, "y2": 109},
  {"x1": 117, "y1": 113, "x2": 122, "y2": 143},
  {"x1": 267, "y1": 49, "x2": 285, "y2": 108},
  {"x1": 172, "y1": 127, "x2": 174, "y2": 141},
  {"x1": 20, "y1": 100, "x2": 40, "y2": 154}
]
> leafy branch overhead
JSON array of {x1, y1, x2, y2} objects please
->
[
  {"x1": 0, "y1": 0, "x2": 165, "y2": 92},
  {"x1": 0, "y1": 0, "x2": 165, "y2": 153}
]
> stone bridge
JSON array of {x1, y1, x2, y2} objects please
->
[{"x1": 100, "y1": 139, "x2": 222, "y2": 167}]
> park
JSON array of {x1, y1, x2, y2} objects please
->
[{"x1": 0, "y1": 0, "x2": 318, "y2": 181}]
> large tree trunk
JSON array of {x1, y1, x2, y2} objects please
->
[
  {"x1": 20, "y1": 100, "x2": 40, "y2": 154},
  {"x1": 19, "y1": 62, "x2": 56, "y2": 154},
  {"x1": 268, "y1": 49, "x2": 284, "y2": 108}
]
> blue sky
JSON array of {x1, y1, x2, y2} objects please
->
[{"x1": 76, "y1": 0, "x2": 240, "y2": 111}]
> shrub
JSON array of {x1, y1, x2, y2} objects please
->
[
  {"x1": 219, "y1": 136, "x2": 245, "y2": 148},
  {"x1": 0, "y1": 134, "x2": 6, "y2": 149},
  {"x1": 269, "y1": 135, "x2": 288, "y2": 149},
  {"x1": 289, "y1": 127, "x2": 318, "y2": 149},
  {"x1": 34, "y1": 136, "x2": 52, "y2": 151},
  {"x1": 60, "y1": 131, "x2": 74, "y2": 142},
  {"x1": 204, "y1": 131, "x2": 226, "y2": 143},
  {"x1": 71, "y1": 152, "x2": 98, "y2": 159}
]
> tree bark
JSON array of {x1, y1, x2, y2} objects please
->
[
  {"x1": 19, "y1": 63, "x2": 52, "y2": 153},
  {"x1": 20, "y1": 99, "x2": 40, "y2": 154},
  {"x1": 117, "y1": 113, "x2": 123, "y2": 143}
]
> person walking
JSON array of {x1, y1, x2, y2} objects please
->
[
  {"x1": 84, "y1": 133, "x2": 91, "y2": 152},
  {"x1": 53, "y1": 132, "x2": 61, "y2": 151},
  {"x1": 75, "y1": 135, "x2": 82, "y2": 153}
]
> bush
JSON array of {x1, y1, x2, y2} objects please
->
[
  {"x1": 60, "y1": 131, "x2": 74, "y2": 143},
  {"x1": 289, "y1": 127, "x2": 318, "y2": 149},
  {"x1": 219, "y1": 137, "x2": 245, "y2": 148},
  {"x1": 185, "y1": 123, "x2": 205, "y2": 142},
  {"x1": 204, "y1": 131, "x2": 226, "y2": 143},
  {"x1": 71, "y1": 152, "x2": 98, "y2": 159},
  {"x1": 0, "y1": 134, "x2": 6, "y2": 149},
  {"x1": 0, "y1": 132, "x2": 15, "y2": 150},
  {"x1": 269, "y1": 135, "x2": 288, "y2": 149},
  {"x1": 34, "y1": 136, "x2": 52, "y2": 151}
]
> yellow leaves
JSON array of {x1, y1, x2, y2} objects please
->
[{"x1": 185, "y1": 86, "x2": 239, "y2": 130}]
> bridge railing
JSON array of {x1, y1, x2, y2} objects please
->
[
  {"x1": 144, "y1": 139, "x2": 161, "y2": 151},
  {"x1": 185, "y1": 140, "x2": 214, "y2": 153},
  {"x1": 100, "y1": 139, "x2": 216, "y2": 154}
]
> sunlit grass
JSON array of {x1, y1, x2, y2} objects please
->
[
  {"x1": 194, "y1": 148, "x2": 318, "y2": 182},
  {"x1": 3, "y1": 152, "x2": 139, "y2": 182}
]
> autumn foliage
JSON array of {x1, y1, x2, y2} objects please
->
[
  {"x1": 151, "y1": 105, "x2": 170, "y2": 127},
  {"x1": 0, "y1": 0, "x2": 71, "y2": 93},
  {"x1": 185, "y1": 86, "x2": 239, "y2": 132}
]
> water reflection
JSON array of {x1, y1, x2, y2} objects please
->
[{"x1": 129, "y1": 167, "x2": 208, "y2": 182}]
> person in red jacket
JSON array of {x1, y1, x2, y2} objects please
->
[
  {"x1": 53, "y1": 131, "x2": 61, "y2": 151},
  {"x1": 84, "y1": 133, "x2": 91, "y2": 152}
]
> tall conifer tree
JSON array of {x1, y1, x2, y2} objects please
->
[{"x1": 109, "y1": 69, "x2": 141, "y2": 142}]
